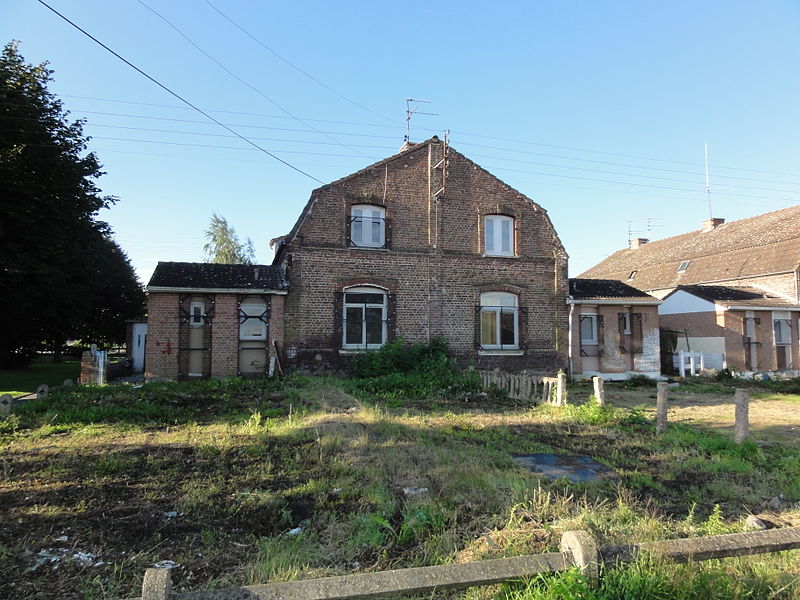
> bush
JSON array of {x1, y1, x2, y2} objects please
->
[
  {"x1": 621, "y1": 375, "x2": 657, "y2": 389},
  {"x1": 348, "y1": 337, "x2": 480, "y2": 399}
]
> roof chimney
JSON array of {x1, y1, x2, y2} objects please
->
[
  {"x1": 702, "y1": 217, "x2": 725, "y2": 232},
  {"x1": 630, "y1": 237, "x2": 649, "y2": 249}
]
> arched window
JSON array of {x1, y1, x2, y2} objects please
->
[
  {"x1": 343, "y1": 286, "x2": 388, "y2": 349},
  {"x1": 350, "y1": 205, "x2": 386, "y2": 248},
  {"x1": 479, "y1": 292, "x2": 519, "y2": 349},
  {"x1": 484, "y1": 215, "x2": 515, "y2": 256}
]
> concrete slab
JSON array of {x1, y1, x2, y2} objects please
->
[{"x1": 513, "y1": 453, "x2": 617, "y2": 483}]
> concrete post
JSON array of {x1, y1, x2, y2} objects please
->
[
  {"x1": 0, "y1": 394, "x2": 12, "y2": 416},
  {"x1": 560, "y1": 530, "x2": 598, "y2": 585},
  {"x1": 592, "y1": 376, "x2": 605, "y2": 405},
  {"x1": 557, "y1": 372, "x2": 568, "y2": 406},
  {"x1": 656, "y1": 382, "x2": 668, "y2": 433},
  {"x1": 734, "y1": 388, "x2": 749, "y2": 443},
  {"x1": 689, "y1": 354, "x2": 696, "y2": 376},
  {"x1": 142, "y1": 568, "x2": 172, "y2": 600}
]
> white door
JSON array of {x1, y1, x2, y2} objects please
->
[{"x1": 131, "y1": 323, "x2": 147, "y2": 372}]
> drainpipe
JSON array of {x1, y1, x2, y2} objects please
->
[{"x1": 567, "y1": 297, "x2": 574, "y2": 377}]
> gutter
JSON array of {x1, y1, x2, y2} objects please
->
[
  {"x1": 567, "y1": 299, "x2": 661, "y2": 306},
  {"x1": 147, "y1": 286, "x2": 288, "y2": 295}
]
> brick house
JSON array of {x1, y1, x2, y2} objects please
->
[
  {"x1": 272, "y1": 136, "x2": 569, "y2": 372},
  {"x1": 580, "y1": 206, "x2": 800, "y2": 373},
  {"x1": 659, "y1": 285, "x2": 800, "y2": 372},
  {"x1": 568, "y1": 279, "x2": 661, "y2": 380},
  {"x1": 145, "y1": 262, "x2": 287, "y2": 380}
]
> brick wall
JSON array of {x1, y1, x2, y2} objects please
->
[
  {"x1": 571, "y1": 305, "x2": 660, "y2": 375},
  {"x1": 145, "y1": 291, "x2": 285, "y2": 380},
  {"x1": 282, "y1": 140, "x2": 569, "y2": 373},
  {"x1": 145, "y1": 292, "x2": 179, "y2": 380}
]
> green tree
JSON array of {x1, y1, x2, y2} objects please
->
[
  {"x1": 203, "y1": 213, "x2": 255, "y2": 264},
  {"x1": 0, "y1": 41, "x2": 143, "y2": 366}
]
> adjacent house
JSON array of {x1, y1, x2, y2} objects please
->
[
  {"x1": 568, "y1": 279, "x2": 661, "y2": 380},
  {"x1": 145, "y1": 262, "x2": 287, "y2": 380},
  {"x1": 581, "y1": 206, "x2": 800, "y2": 373},
  {"x1": 145, "y1": 136, "x2": 571, "y2": 380},
  {"x1": 659, "y1": 285, "x2": 800, "y2": 372},
  {"x1": 273, "y1": 136, "x2": 569, "y2": 372}
]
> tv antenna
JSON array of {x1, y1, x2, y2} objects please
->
[
  {"x1": 405, "y1": 98, "x2": 438, "y2": 142},
  {"x1": 627, "y1": 217, "x2": 663, "y2": 247},
  {"x1": 704, "y1": 142, "x2": 713, "y2": 219}
]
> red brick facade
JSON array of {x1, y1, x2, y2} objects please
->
[{"x1": 279, "y1": 138, "x2": 569, "y2": 373}]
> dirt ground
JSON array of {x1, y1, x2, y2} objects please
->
[{"x1": 604, "y1": 387, "x2": 800, "y2": 447}]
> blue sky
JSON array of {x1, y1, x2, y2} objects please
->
[{"x1": 3, "y1": 1, "x2": 799, "y2": 282}]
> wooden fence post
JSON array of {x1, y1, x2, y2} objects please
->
[
  {"x1": 592, "y1": 376, "x2": 605, "y2": 405},
  {"x1": 734, "y1": 388, "x2": 749, "y2": 443},
  {"x1": 0, "y1": 394, "x2": 11, "y2": 416},
  {"x1": 656, "y1": 382, "x2": 668, "y2": 433},
  {"x1": 557, "y1": 372, "x2": 567, "y2": 406}
]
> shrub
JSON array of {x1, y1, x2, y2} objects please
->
[
  {"x1": 621, "y1": 375, "x2": 657, "y2": 389},
  {"x1": 348, "y1": 337, "x2": 480, "y2": 399}
]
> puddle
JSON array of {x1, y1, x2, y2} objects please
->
[{"x1": 513, "y1": 453, "x2": 617, "y2": 483}]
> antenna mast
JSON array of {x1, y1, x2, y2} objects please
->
[
  {"x1": 405, "y1": 98, "x2": 438, "y2": 142},
  {"x1": 704, "y1": 142, "x2": 713, "y2": 219}
]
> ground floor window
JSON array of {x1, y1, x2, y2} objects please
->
[
  {"x1": 479, "y1": 291, "x2": 519, "y2": 349},
  {"x1": 343, "y1": 286, "x2": 387, "y2": 349}
]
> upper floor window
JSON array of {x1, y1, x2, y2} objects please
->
[
  {"x1": 349, "y1": 205, "x2": 385, "y2": 248},
  {"x1": 479, "y1": 291, "x2": 519, "y2": 349},
  {"x1": 343, "y1": 286, "x2": 387, "y2": 349},
  {"x1": 677, "y1": 260, "x2": 690, "y2": 273},
  {"x1": 484, "y1": 215, "x2": 515, "y2": 256}
]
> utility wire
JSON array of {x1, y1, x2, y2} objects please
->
[
  {"x1": 36, "y1": 0, "x2": 324, "y2": 183},
  {"x1": 134, "y1": 0, "x2": 366, "y2": 157},
  {"x1": 203, "y1": 0, "x2": 395, "y2": 124},
  {"x1": 46, "y1": 94, "x2": 800, "y2": 181}
]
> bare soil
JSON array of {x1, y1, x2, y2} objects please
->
[{"x1": 604, "y1": 387, "x2": 800, "y2": 447}]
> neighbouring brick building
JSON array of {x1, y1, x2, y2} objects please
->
[
  {"x1": 145, "y1": 262, "x2": 287, "y2": 380},
  {"x1": 581, "y1": 206, "x2": 800, "y2": 373},
  {"x1": 568, "y1": 279, "x2": 661, "y2": 380},
  {"x1": 273, "y1": 136, "x2": 569, "y2": 372},
  {"x1": 145, "y1": 137, "x2": 570, "y2": 380}
]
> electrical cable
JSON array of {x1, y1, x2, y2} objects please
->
[
  {"x1": 35, "y1": 0, "x2": 324, "y2": 183},
  {"x1": 134, "y1": 0, "x2": 367, "y2": 157}
]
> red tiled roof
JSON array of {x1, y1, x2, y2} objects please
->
[{"x1": 580, "y1": 205, "x2": 800, "y2": 291}]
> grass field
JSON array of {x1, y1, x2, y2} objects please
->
[
  {"x1": 0, "y1": 356, "x2": 81, "y2": 396},
  {"x1": 0, "y1": 375, "x2": 798, "y2": 599}
]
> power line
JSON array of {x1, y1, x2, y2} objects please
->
[
  {"x1": 134, "y1": 0, "x2": 366, "y2": 157},
  {"x1": 36, "y1": 0, "x2": 323, "y2": 183},
  {"x1": 203, "y1": 0, "x2": 395, "y2": 124}
]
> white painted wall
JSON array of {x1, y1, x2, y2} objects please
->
[{"x1": 659, "y1": 290, "x2": 716, "y2": 315}]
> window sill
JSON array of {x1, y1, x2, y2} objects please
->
[
  {"x1": 339, "y1": 348, "x2": 382, "y2": 355},
  {"x1": 478, "y1": 349, "x2": 524, "y2": 356},
  {"x1": 482, "y1": 253, "x2": 518, "y2": 259},
  {"x1": 348, "y1": 246, "x2": 389, "y2": 252}
]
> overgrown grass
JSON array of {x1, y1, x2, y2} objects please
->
[
  {"x1": 1, "y1": 373, "x2": 797, "y2": 600},
  {"x1": 0, "y1": 355, "x2": 81, "y2": 396}
]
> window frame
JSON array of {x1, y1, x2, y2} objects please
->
[
  {"x1": 189, "y1": 301, "x2": 205, "y2": 328},
  {"x1": 677, "y1": 260, "x2": 690, "y2": 273},
  {"x1": 479, "y1": 291, "x2": 519, "y2": 349},
  {"x1": 342, "y1": 286, "x2": 388, "y2": 350},
  {"x1": 579, "y1": 313, "x2": 599, "y2": 346},
  {"x1": 773, "y1": 314, "x2": 792, "y2": 346},
  {"x1": 239, "y1": 299, "x2": 268, "y2": 341},
  {"x1": 349, "y1": 204, "x2": 386, "y2": 249},
  {"x1": 483, "y1": 214, "x2": 515, "y2": 257}
]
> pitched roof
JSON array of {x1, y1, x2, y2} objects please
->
[
  {"x1": 147, "y1": 262, "x2": 287, "y2": 291},
  {"x1": 569, "y1": 278, "x2": 660, "y2": 303},
  {"x1": 273, "y1": 136, "x2": 566, "y2": 263},
  {"x1": 670, "y1": 284, "x2": 798, "y2": 309},
  {"x1": 580, "y1": 205, "x2": 800, "y2": 291}
]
